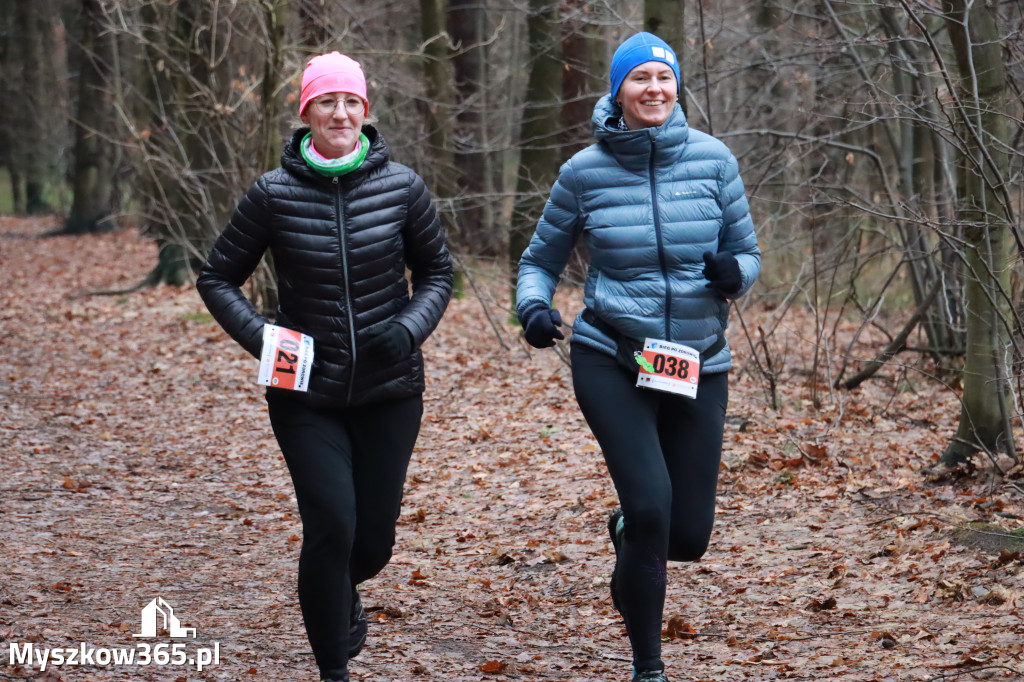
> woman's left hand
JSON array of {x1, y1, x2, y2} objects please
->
[
  {"x1": 702, "y1": 251, "x2": 742, "y2": 295},
  {"x1": 362, "y1": 322, "x2": 414, "y2": 363}
]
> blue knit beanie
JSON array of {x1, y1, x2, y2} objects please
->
[{"x1": 609, "y1": 32, "x2": 680, "y2": 99}]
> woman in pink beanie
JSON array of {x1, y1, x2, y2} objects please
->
[
  {"x1": 197, "y1": 51, "x2": 452, "y2": 682},
  {"x1": 298, "y1": 51, "x2": 369, "y2": 161}
]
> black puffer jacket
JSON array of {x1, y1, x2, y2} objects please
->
[{"x1": 197, "y1": 125, "x2": 453, "y2": 408}]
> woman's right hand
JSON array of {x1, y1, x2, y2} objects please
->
[{"x1": 520, "y1": 305, "x2": 565, "y2": 349}]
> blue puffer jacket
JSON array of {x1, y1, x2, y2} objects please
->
[{"x1": 516, "y1": 95, "x2": 760, "y2": 375}]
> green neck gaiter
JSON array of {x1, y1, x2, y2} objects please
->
[{"x1": 300, "y1": 132, "x2": 370, "y2": 177}]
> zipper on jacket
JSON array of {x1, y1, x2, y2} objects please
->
[
  {"x1": 334, "y1": 177, "x2": 358, "y2": 403},
  {"x1": 648, "y1": 139, "x2": 672, "y2": 339}
]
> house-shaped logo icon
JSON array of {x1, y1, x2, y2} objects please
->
[{"x1": 132, "y1": 597, "x2": 197, "y2": 638}]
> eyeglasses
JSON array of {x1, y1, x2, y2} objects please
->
[{"x1": 311, "y1": 95, "x2": 364, "y2": 116}]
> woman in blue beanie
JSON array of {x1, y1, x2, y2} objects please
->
[{"x1": 516, "y1": 32, "x2": 760, "y2": 681}]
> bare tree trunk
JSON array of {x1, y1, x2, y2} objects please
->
[
  {"x1": 878, "y1": 6, "x2": 958, "y2": 363},
  {"x1": 940, "y1": 0, "x2": 1015, "y2": 465},
  {"x1": 298, "y1": 0, "x2": 332, "y2": 48},
  {"x1": 644, "y1": 0, "x2": 685, "y2": 112},
  {"x1": 420, "y1": 0, "x2": 457, "y2": 222},
  {"x1": 560, "y1": 0, "x2": 592, "y2": 158},
  {"x1": 448, "y1": 0, "x2": 489, "y2": 253},
  {"x1": 124, "y1": 0, "x2": 260, "y2": 287},
  {"x1": 129, "y1": 1, "x2": 188, "y2": 285},
  {"x1": 63, "y1": 0, "x2": 118, "y2": 234},
  {"x1": 420, "y1": 0, "x2": 466, "y2": 297},
  {"x1": 0, "y1": 0, "x2": 16, "y2": 213},
  {"x1": 249, "y1": 0, "x2": 289, "y2": 315},
  {"x1": 260, "y1": 0, "x2": 288, "y2": 174},
  {"x1": 509, "y1": 0, "x2": 562, "y2": 280},
  {"x1": 10, "y1": 0, "x2": 62, "y2": 215}
]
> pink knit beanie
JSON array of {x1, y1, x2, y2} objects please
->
[{"x1": 299, "y1": 52, "x2": 368, "y2": 116}]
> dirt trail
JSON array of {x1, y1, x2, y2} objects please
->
[{"x1": 1, "y1": 216, "x2": 1021, "y2": 681}]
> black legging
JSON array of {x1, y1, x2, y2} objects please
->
[
  {"x1": 266, "y1": 391, "x2": 423, "y2": 681},
  {"x1": 571, "y1": 344, "x2": 728, "y2": 673}
]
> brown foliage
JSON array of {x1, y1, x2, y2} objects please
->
[{"x1": 1, "y1": 217, "x2": 1022, "y2": 680}]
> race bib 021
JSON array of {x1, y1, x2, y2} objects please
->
[
  {"x1": 633, "y1": 338, "x2": 700, "y2": 399},
  {"x1": 258, "y1": 324, "x2": 314, "y2": 392}
]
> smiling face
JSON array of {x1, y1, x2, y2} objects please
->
[
  {"x1": 616, "y1": 61, "x2": 678, "y2": 130},
  {"x1": 300, "y1": 91, "x2": 366, "y2": 159}
]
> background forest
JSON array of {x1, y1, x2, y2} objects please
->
[
  {"x1": 1, "y1": 0, "x2": 1023, "y2": 466},
  {"x1": 3, "y1": 2, "x2": 1024, "y2": 680}
]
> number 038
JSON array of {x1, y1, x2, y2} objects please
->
[{"x1": 649, "y1": 353, "x2": 689, "y2": 379}]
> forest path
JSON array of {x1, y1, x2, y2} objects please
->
[{"x1": 1, "y1": 216, "x2": 1021, "y2": 681}]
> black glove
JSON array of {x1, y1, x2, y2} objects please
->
[
  {"x1": 519, "y1": 304, "x2": 565, "y2": 349},
  {"x1": 362, "y1": 322, "x2": 414, "y2": 363},
  {"x1": 702, "y1": 251, "x2": 742, "y2": 295}
]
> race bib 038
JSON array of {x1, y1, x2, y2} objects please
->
[{"x1": 633, "y1": 338, "x2": 700, "y2": 399}]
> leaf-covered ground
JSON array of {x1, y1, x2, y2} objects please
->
[{"x1": 2, "y1": 216, "x2": 1022, "y2": 682}]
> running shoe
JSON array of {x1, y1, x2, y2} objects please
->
[
  {"x1": 608, "y1": 508, "x2": 624, "y2": 612},
  {"x1": 349, "y1": 589, "x2": 367, "y2": 659}
]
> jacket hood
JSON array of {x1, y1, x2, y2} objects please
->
[
  {"x1": 281, "y1": 124, "x2": 390, "y2": 186},
  {"x1": 591, "y1": 94, "x2": 689, "y2": 172}
]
